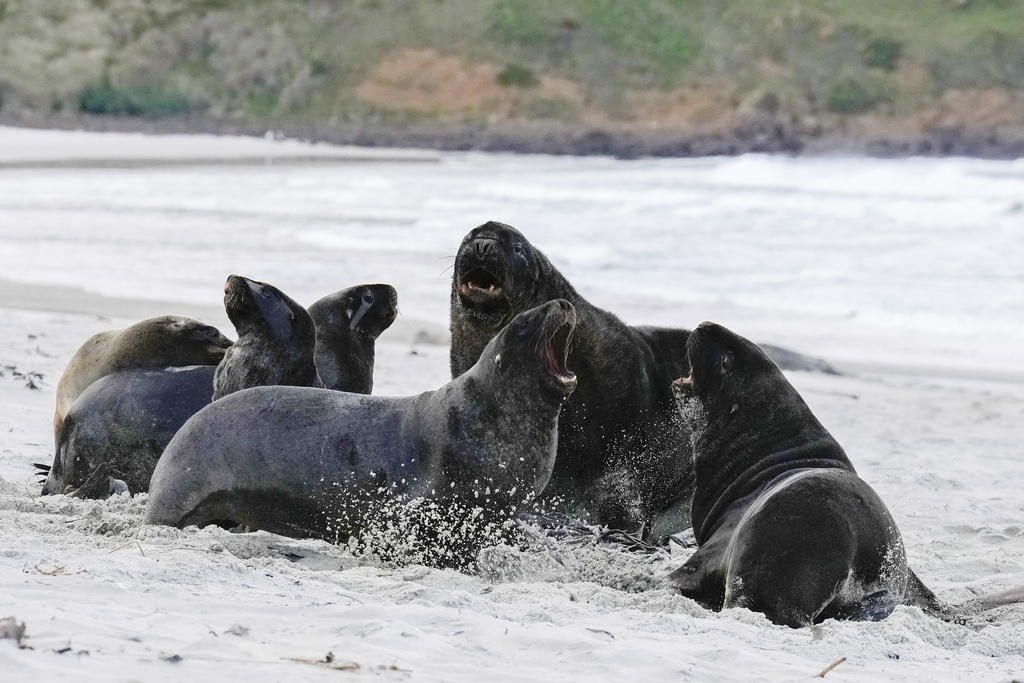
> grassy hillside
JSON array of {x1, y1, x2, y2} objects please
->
[{"x1": 2, "y1": 0, "x2": 1023, "y2": 154}]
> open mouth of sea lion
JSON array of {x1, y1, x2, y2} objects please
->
[
  {"x1": 542, "y1": 313, "x2": 577, "y2": 394},
  {"x1": 672, "y1": 373, "x2": 694, "y2": 396},
  {"x1": 458, "y1": 266, "x2": 507, "y2": 307}
]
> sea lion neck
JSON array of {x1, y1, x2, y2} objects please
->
[{"x1": 688, "y1": 392, "x2": 853, "y2": 545}]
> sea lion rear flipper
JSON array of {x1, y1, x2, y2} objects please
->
[
  {"x1": 904, "y1": 567, "x2": 945, "y2": 614},
  {"x1": 837, "y1": 589, "x2": 898, "y2": 622}
]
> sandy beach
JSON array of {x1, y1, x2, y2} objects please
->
[{"x1": 1, "y1": 127, "x2": 1022, "y2": 682}]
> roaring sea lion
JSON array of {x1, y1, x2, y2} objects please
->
[
  {"x1": 213, "y1": 275, "x2": 323, "y2": 400},
  {"x1": 450, "y1": 222, "x2": 837, "y2": 538},
  {"x1": 668, "y1": 321, "x2": 942, "y2": 627},
  {"x1": 451, "y1": 222, "x2": 698, "y2": 536},
  {"x1": 53, "y1": 315, "x2": 231, "y2": 442},
  {"x1": 145, "y1": 300, "x2": 578, "y2": 560},
  {"x1": 43, "y1": 278, "x2": 394, "y2": 498},
  {"x1": 308, "y1": 283, "x2": 398, "y2": 393}
]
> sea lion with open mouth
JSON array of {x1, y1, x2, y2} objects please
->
[
  {"x1": 145, "y1": 299, "x2": 578, "y2": 562},
  {"x1": 451, "y1": 222, "x2": 699, "y2": 537},
  {"x1": 667, "y1": 322, "x2": 1024, "y2": 627}
]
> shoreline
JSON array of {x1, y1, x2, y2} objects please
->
[{"x1": 2, "y1": 112, "x2": 1023, "y2": 162}]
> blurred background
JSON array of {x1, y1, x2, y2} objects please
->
[{"x1": 2, "y1": 0, "x2": 1023, "y2": 157}]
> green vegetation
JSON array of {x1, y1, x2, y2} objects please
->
[
  {"x1": 78, "y1": 82, "x2": 205, "y2": 117},
  {"x1": 497, "y1": 63, "x2": 538, "y2": 87},
  {"x1": 864, "y1": 38, "x2": 903, "y2": 70},
  {"x1": 0, "y1": 0, "x2": 1022, "y2": 138},
  {"x1": 827, "y1": 78, "x2": 879, "y2": 113}
]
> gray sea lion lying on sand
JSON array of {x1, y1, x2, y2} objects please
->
[{"x1": 53, "y1": 315, "x2": 231, "y2": 443}]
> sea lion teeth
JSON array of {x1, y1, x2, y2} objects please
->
[{"x1": 449, "y1": 221, "x2": 693, "y2": 536}]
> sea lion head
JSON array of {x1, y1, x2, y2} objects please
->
[
  {"x1": 457, "y1": 298, "x2": 577, "y2": 501},
  {"x1": 672, "y1": 321, "x2": 790, "y2": 435},
  {"x1": 480, "y1": 298, "x2": 578, "y2": 407},
  {"x1": 453, "y1": 221, "x2": 544, "y2": 326},
  {"x1": 307, "y1": 284, "x2": 399, "y2": 393},
  {"x1": 308, "y1": 284, "x2": 399, "y2": 341},
  {"x1": 223, "y1": 275, "x2": 315, "y2": 347},
  {"x1": 132, "y1": 315, "x2": 232, "y2": 366},
  {"x1": 214, "y1": 275, "x2": 321, "y2": 400},
  {"x1": 673, "y1": 322, "x2": 848, "y2": 542}
]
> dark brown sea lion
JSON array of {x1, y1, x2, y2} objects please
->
[
  {"x1": 53, "y1": 315, "x2": 231, "y2": 443},
  {"x1": 449, "y1": 221, "x2": 696, "y2": 537},
  {"x1": 667, "y1": 322, "x2": 1024, "y2": 627},
  {"x1": 213, "y1": 275, "x2": 323, "y2": 400},
  {"x1": 145, "y1": 300, "x2": 578, "y2": 566},
  {"x1": 308, "y1": 283, "x2": 398, "y2": 393}
]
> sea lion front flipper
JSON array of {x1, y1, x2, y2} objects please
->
[
  {"x1": 66, "y1": 462, "x2": 115, "y2": 499},
  {"x1": 669, "y1": 543, "x2": 726, "y2": 611}
]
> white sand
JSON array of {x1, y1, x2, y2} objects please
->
[{"x1": 0, "y1": 130, "x2": 1021, "y2": 681}]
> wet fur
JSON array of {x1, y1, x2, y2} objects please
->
[
  {"x1": 449, "y1": 222, "x2": 693, "y2": 536},
  {"x1": 43, "y1": 366, "x2": 216, "y2": 496},
  {"x1": 146, "y1": 300, "x2": 578, "y2": 555}
]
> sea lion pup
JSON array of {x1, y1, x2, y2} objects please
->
[
  {"x1": 213, "y1": 275, "x2": 324, "y2": 400},
  {"x1": 669, "y1": 321, "x2": 941, "y2": 627},
  {"x1": 307, "y1": 283, "x2": 398, "y2": 393},
  {"x1": 145, "y1": 300, "x2": 578, "y2": 556},
  {"x1": 451, "y1": 221, "x2": 697, "y2": 537},
  {"x1": 53, "y1": 315, "x2": 231, "y2": 443}
]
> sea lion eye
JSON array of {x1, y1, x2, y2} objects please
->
[
  {"x1": 719, "y1": 353, "x2": 733, "y2": 375},
  {"x1": 513, "y1": 243, "x2": 524, "y2": 255},
  {"x1": 518, "y1": 319, "x2": 530, "y2": 332},
  {"x1": 362, "y1": 290, "x2": 375, "y2": 304}
]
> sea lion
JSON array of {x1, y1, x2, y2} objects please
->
[
  {"x1": 213, "y1": 275, "x2": 323, "y2": 400},
  {"x1": 450, "y1": 222, "x2": 838, "y2": 538},
  {"x1": 42, "y1": 366, "x2": 217, "y2": 497},
  {"x1": 43, "y1": 277, "x2": 362, "y2": 498},
  {"x1": 668, "y1": 321, "x2": 941, "y2": 627},
  {"x1": 308, "y1": 283, "x2": 398, "y2": 393},
  {"x1": 53, "y1": 315, "x2": 231, "y2": 443},
  {"x1": 451, "y1": 221, "x2": 698, "y2": 536},
  {"x1": 145, "y1": 299, "x2": 578, "y2": 561}
]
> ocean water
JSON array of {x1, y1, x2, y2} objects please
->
[{"x1": 1, "y1": 152, "x2": 1022, "y2": 372}]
